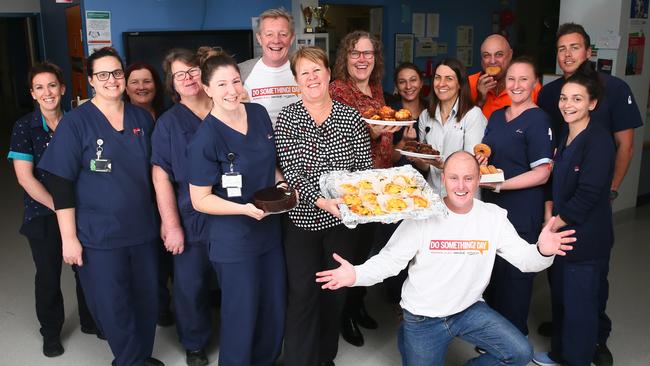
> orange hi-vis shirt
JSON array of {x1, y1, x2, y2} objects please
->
[{"x1": 468, "y1": 71, "x2": 541, "y2": 120}]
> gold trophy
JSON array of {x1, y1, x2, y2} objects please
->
[
  {"x1": 301, "y1": 5, "x2": 314, "y2": 33},
  {"x1": 312, "y1": 5, "x2": 329, "y2": 33}
]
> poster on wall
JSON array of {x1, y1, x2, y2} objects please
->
[
  {"x1": 626, "y1": 32, "x2": 645, "y2": 75},
  {"x1": 412, "y1": 13, "x2": 425, "y2": 37},
  {"x1": 631, "y1": 0, "x2": 649, "y2": 19},
  {"x1": 395, "y1": 33, "x2": 414, "y2": 67},
  {"x1": 457, "y1": 26, "x2": 473, "y2": 47},
  {"x1": 86, "y1": 11, "x2": 112, "y2": 54}
]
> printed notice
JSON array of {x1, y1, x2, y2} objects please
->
[
  {"x1": 429, "y1": 240, "x2": 489, "y2": 254},
  {"x1": 86, "y1": 11, "x2": 111, "y2": 54}
]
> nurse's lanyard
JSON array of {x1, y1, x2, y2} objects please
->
[{"x1": 90, "y1": 138, "x2": 112, "y2": 173}]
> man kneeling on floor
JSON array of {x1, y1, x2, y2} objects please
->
[{"x1": 316, "y1": 151, "x2": 576, "y2": 366}]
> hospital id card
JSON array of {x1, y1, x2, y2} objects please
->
[
  {"x1": 222, "y1": 172, "x2": 242, "y2": 198},
  {"x1": 90, "y1": 158, "x2": 112, "y2": 173}
]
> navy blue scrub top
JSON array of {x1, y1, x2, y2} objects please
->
[
  {"x1": 38, "y1": 102, "x2": 159, "y2": 249},
  {"x1": 552, "y1": 123, "x2": 615, "y2": 261},
  {"x1": 187, "y1": 103, "x2": 281, "y2": 263},
  {"x1": 482, "y1": 107, "x2": 554, "y2": 236},
  {"x1": 151, "y1": 103, "x2": 207, "y2": 244},
  {"x1": 8, "y1": 109, "x2": 56, "y2": 224},
  {"x1": 538, "y1": 72, "x2": 643, "y2": 143}
]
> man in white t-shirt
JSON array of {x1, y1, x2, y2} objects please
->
[
  {"x1": 316, "y1": 151, "x2": 576, "y2": 366},
  {"x1": 239, "y1": 8, "x2": 300, "y2": 127}
]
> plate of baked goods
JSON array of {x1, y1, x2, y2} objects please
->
[
  {"x1": 361, "y1": 106, "x2": 416, "y2": 126},
  {"x1": 479, "y1": 165, "x2": 505, "y2": 183},
  {"x1": 319, "y1": 165, "x2": 447, "y2": 228},
  {"x1": 396, "y1": 141, "x2": 441, "y2": 159}
]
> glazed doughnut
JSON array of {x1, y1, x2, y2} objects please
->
[
  {"x1": 485, "y1": 66, "x2": 501, "y2": 76},
  {"x1": 473, "y1": 143, "x2": 492, "y2": 158},
  {"x1": 480, "y1": 165, "x2": 490, "y2": 175},
  {"x1": 487, "y1": 165, "x2": 498, "y2": 174}
]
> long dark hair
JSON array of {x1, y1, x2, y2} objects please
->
[
  {"x1": 428, "y1": 58, "x2": 475, "y2": 120},
  {"x1": 124, "y1": 62, "x2": 165, "y2": 117}
]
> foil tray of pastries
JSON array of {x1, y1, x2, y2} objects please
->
[
  {"x1": 361, "y1": 106, "x2": 415, "y2": 126},
  {"x1": 319, "y1": 165, "x2": 447, "y2": 228}
]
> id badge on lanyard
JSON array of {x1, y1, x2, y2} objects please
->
[
  {"x1": 221, "y1": 152, "x2": 242, "y2": 197},
  {"x1": 90, "y1": 138, "x2": 112, "y2": 173}
]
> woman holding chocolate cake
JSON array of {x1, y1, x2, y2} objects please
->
[
  {"x1": 187, "y1": 47, "x2": 285, "y2": 366},
  {"x1": 275, "y1": 46, "x2": 372, "y2": 366},
  {"x1": 408, "y1": 58, "x2": 487, "y2": 195}
]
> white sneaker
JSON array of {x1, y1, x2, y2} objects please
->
[{"x1": 533, "y1": 352, "x2": 560, "y2": 366}]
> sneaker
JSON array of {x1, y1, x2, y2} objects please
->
[
  {"x1": 593, "y1": 343, "x2": 613, "y2": 366},
  {"x1": 533, "y1": 352, "x2": 560, "y2": 366},
  {"x1": 42, "y1": 337, "x2": 64, "y2": 357},
  {"x1": 144, "y1": 357, "x2": 165, "y2": 366},
  {"x1": 474, "y1": 346, "x2": 487, "y2": 354},
  {"x1": 186, "y1": 349, "x2": 209, "y2": 366}
]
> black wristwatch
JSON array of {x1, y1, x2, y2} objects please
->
[{"x1": 609, "y1": 190, "x2": 619, "y2": 200}]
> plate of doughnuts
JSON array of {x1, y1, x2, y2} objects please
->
[
  {"x1": 361, "y1": 106, "x2": 416, "y2": 126},
  {"x1": 479, "y1": 165, "x2": 505, "y2": 183}
]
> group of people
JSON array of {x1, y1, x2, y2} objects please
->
[{"x1": 8, "y1": 5, "x2": 642, "y2": 366}]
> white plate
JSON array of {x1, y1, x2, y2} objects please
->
[
  {"x1": 362, "y1": 118, "x2": 416, "y2": 126},
  {"x1": 396, "y1": 149, "x2": 441, "y2": 160},
  {"x1": 479, "y1": 172, "x2": 505, "y2": 183}
]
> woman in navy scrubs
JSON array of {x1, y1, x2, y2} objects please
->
[
  {"x1": 38, "y1": 47, "x2": 163, "y2": 366},
  {"x1": 480, "y1": 57, "x2": 554, "y2": 336},
  {"x1": 8, "y1": 61, "x2": 99, "y2": 357},
  {"x1": 151, "y1": 48, "x2": 214, "y2": 366},
  {"x1": 125, "y1": 61, "x2": 174, "y2": 328},
  {"x1": 187, "y1": 47, "x2": 285, "y2": 366},
  {"x1": 533, "y1": 64, "x2": 615, "y2": 366}
]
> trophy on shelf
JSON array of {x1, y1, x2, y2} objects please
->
[
  {"x1": 301, "y1": 5, "x2": 314, "y2": 33},
  {"x1": 312, "y1": 5, "x2": 329, "y2": 33}
]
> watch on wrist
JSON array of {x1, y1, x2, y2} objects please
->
[{"x1": 609, "y1": 190, "x2": 619, "y2": 200}]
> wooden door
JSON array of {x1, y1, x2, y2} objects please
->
[{"x1": 65, "y1": 5, "x2": 87, "y2": 101}]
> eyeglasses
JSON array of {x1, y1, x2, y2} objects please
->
[
  {"x1": 349, "y1": 50, "x2": 375, "y2": 59},
  {"x1": 173, "y1": 67, "x2": 201, "y2": 81},
  {"x1": 93, "y1": 69, "x2": 125, "y2": 81}
]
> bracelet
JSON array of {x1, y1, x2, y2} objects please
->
[{"x1": 493, "y1": 182, "x2": 502, "y2": 193}]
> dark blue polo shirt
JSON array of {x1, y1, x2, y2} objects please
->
[
  {"x1": 38, "y1": 102, "x2": 159, "y2": 249},
  {"x1": 187, "y1": 103, "x2": 281, "y2": 263},
  {"x1": 8, "y1": 109, "x2": 56, "y2": 224},
  {"x1": 151, "y1": 103, "x2": 207, "y2": 244},
  {"x1": 482, "y1": 107, "x2": 554, "y2": 238},
  {"x1": 538, "y1": 72, "x2": 643, "y2": 141}
]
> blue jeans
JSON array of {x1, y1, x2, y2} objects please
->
[{"x1": 398, "y1": 301, "x2": 532, "y2": 366}]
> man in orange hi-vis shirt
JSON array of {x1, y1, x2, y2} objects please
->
[{"x1": 468, "y1": 34, "x2": 541, "y2": 120}]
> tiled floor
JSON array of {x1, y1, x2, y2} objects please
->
[{"x1": 1, "y1": 156, "x2": 649, "y2": 365}]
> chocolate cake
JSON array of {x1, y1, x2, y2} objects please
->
[{"x1": 253, "y1": 185, "x2": 298, "y2": 213}]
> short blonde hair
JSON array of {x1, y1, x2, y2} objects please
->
[
  {"x1": 258, "y1": 8, "x2": 294, "y2": 35},
  {"x1": 290, "y1": 46, "x2": 329, "y2": 77}
]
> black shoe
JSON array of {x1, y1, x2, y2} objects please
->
[
  {"x1": 80, "y1": 325, "x2": 107, "y2": 340},
  {"x1": 42, "y1": 337, "x2": 64, "y2": 357},
  {"x1": 186, "y1": 349, "x2": 208, "y2": 366},
  {"x1": 537, "y1": 321, "x2": 552, "y2": 337},
  {"x1": 593, "y1": 343, "x2": 613, "y2": 366},
  {"x1": 144, "y1": 357, "x2": 165, "y2": 366},
  {"x1": 353, "y1": 304, "x2": 378, "y2": 329},
  {"x1": 157, "y1": 309, "x2": 175, "y2": 327},
  {"x1": 341, "y1": 316, "x2": 364, "y2": 347},
  {"x1": 474, "y1": 346, "x2": 486, "y2": 355},
  {"x1": 319, "y1": 362, "x2": 335, "y2": 366}
]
